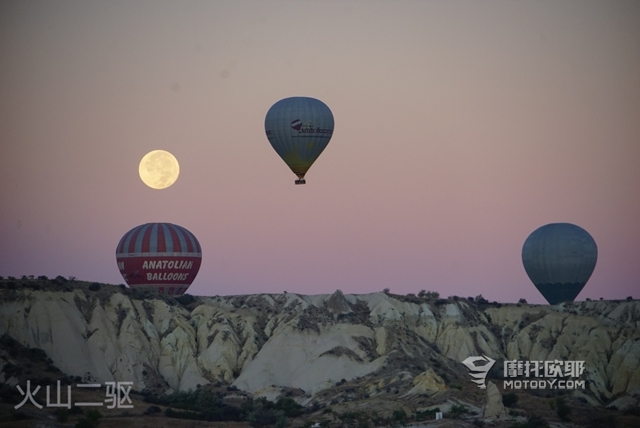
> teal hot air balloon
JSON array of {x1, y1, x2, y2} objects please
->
[
  {"x1": 522, "y1": 223, "x2": 597, "y2": 305},
  {"x1": 265, "y1": 96, "x2": 334, "y2": 184}
]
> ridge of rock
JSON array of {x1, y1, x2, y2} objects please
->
[{"x1": 1, "y1": 286, "x2": 639, "y2": 407}]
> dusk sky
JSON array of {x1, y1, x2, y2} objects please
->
[{"x1": 1, "y1": 0, "x2": 639, "y2": 304}]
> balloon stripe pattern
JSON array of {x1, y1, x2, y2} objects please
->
[
  {"x1": 117, "y1": 223, "x2": 201, "y2": 256},
  {"x1": 265, "y1": 96, "x2": 334, "y2": 181},
  {"x1": 522, "y1": 223, "x2": 597, "y2": 305},
  {"x1": 116, "y1": 223, "x2": 202, "y2": 296}
]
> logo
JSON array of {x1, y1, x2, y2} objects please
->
[
  {"x1": 462, "y1": 355, "x2": 495, "y2": 389},
  {"x1": 502, "y1": 359, "x2": 586, "y2": 390},
  {"x1": 289, "y1": 119, "x2": 333, "y2": 135},
  {"x1": 290, "y1": 119, "x2": 303, "y2": 130}
]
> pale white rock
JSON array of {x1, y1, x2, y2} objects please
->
[
  {"x1": 606, "y1": 395, "x2": 638, "y2": 411},
  {"x1": 375, "y1": 326, "x2": 388, "y2": 355},
  {"x1": 444, "y1": 303, "x2": 461, "y2": 319},
  {"x1": 402, "y1": 368, "x2": 446, "y2": 396},
  {"x1": 436, "y1": 325, "x2": 479, "y2": 362},
  {"x1": 608, "y1": 340, "x2": 640, "y2": 395},
  {"x1": 232, "y1": 323, "x2": 385, "y2": 395},
  {"x1": 1, "y1": 288, "x2": 639, "y2": 402},
  {"x1": 483, "y1": 381, "x2": 507, "y2": 420},
  {"x1": 571, "y1": 390, "x2": 602, "y2": 407},
  {"x1": 326, "y1": 290, "x2": 352, "y2": 314}
]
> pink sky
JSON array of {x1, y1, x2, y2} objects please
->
[{"x1": 1, "y1": 0, "x2": 639, "y2": 304}]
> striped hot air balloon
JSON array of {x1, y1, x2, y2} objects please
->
[
  {"x1": 115, "y1": 223, "x2": 202, "y2": 296},
  {"x1": 265, "y1": 96, "x2": 334, "y2": 184}
]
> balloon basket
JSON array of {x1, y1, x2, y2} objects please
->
[{"x1": 295, "y1": 179, "x2": 306, "y2": 185}]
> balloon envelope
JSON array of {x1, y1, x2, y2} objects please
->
[
  {"x1": 522, "y1": 223, "x2": 597, "y2": 305},
  {"x1": 265, "y1": 96, "x2": 334, "y2": 184},
  {"x1": 116, "y1": 223, "x2": 202, "y2": 296}
]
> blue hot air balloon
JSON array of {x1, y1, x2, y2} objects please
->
[
  {"x1": 264, "y1": 97, "x2": 334, "y2": 184},
  {"x1": 522, "y1": 223, "x2": 597, "y2": 305}
]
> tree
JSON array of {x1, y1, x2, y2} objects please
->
[
  {"x1": 448, "y1": 405, "x2": 468, "y2": 419},
  {"x1": 475, "y1": 295, "x2": 488, "y2": 304},
  {"x1": 555, "y1": 398, "x2": 571, "y2": 421},
  {"x1": 275, "y1": 397, "x2": 303, "y2": 417},
  {"x1": 392, "y1": 409, "x2": 407, "y2": 426},
  {"x1": 75, "y1": 409, "x2": 102, "y2": 428},
  {"x1": 502, "y1": 392, "x2": 519, "y2": 407}
]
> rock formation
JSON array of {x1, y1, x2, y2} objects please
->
[
  {"x1": 483, "y1": 381, "x2": 507, "y2": 420},
  {"x1": 1, "y1": 282, "x2": 639, "y2": 412}
]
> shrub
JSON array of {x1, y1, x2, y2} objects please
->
[
  {"x1": 588, "y1": 414, "x2": 617, "y2": 428},
  {"x1": 143, "y1": 405, "x2": 161, "y2": 415},
  {"x1": 448, "y1": 404, "x2": 468, "y2": 419},
  {"x1": 392, "y1": 409, "x2": 407, "y2": 425},
  {"x1": 56, "y1": 408, "x2": 70, "y2": 423},
  {"x1": 518, "y1": 298, "x2": 527, "y2": 304},
  {"x1": 510, "y1": 415, "x2": 549, "y2": 428},
  {"x1": 88, "y1": 283, "x2": 101, "y2": 291},
  {"x1": 275, "y1": 415, "x2": 289, "y2": 428},
  {"x1": 502, "y1": 392, "x2": 519, "y2": 407},
  {"x1": 555, "y1": 397, "x2": 571, "y2": 421},
  {"x1": 0, "y1": 384, "x2": 18, "y2": 403},
  {"x1": 415, "y1": 408, "x2": 439, "y2": 421},
  {"x1": 275, "y1": 397, "x2": 303, "y2": 417},
  {"x1": 75, "y1": 409, "x2": 102, "y2": 428},
  {"x1": 176, "y1": 294, "x2": 196, "y2": 306},
  {"x1": 475, "y1": 295, "x2": 488, "y2": 304},
  {"x1": 624, "y1": 406, "x2": 640, "y2": 416},
  {"x1": 70, "y1": 405, "x2": 84, "y2": 414},
  {"x1": 420, "y1": 291, "x2": 439, "y2": 299},
  {"x1": 248, "y1": 407, "x2": 282, "y2": 428}
]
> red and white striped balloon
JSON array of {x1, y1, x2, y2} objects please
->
[{"x1": 116, "y1": 223, "x2": 202, "y2": 296}]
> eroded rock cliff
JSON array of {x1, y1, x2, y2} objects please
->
[{"x1": 1, "y1": 282, "x2": 639, "y2": 410}]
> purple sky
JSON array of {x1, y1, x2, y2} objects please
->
[{"x1": 1, "y1": 0, "x2": 639, "y2": 303}]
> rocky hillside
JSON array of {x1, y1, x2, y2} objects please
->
[{"x1": 1, "y1": 278, "x2": 640, "y2": 425}]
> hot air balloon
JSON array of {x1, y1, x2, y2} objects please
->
[
  {"x1": 116, "y1": 223, "x2": 202, "y2": 296},
  {"x1": 522, "y1": 223, "x2": 597, "y2": 305},
  {"x1": 264, "y1": 96, "x2": 334, "y2": 184}
]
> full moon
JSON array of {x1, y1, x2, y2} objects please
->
[{"x1": 139, "y1": 150, "x2": 180, "y2": 189}]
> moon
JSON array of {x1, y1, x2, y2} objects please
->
[{"x1": 138, "y1": 150, "x2": 180, "y2": 189}]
